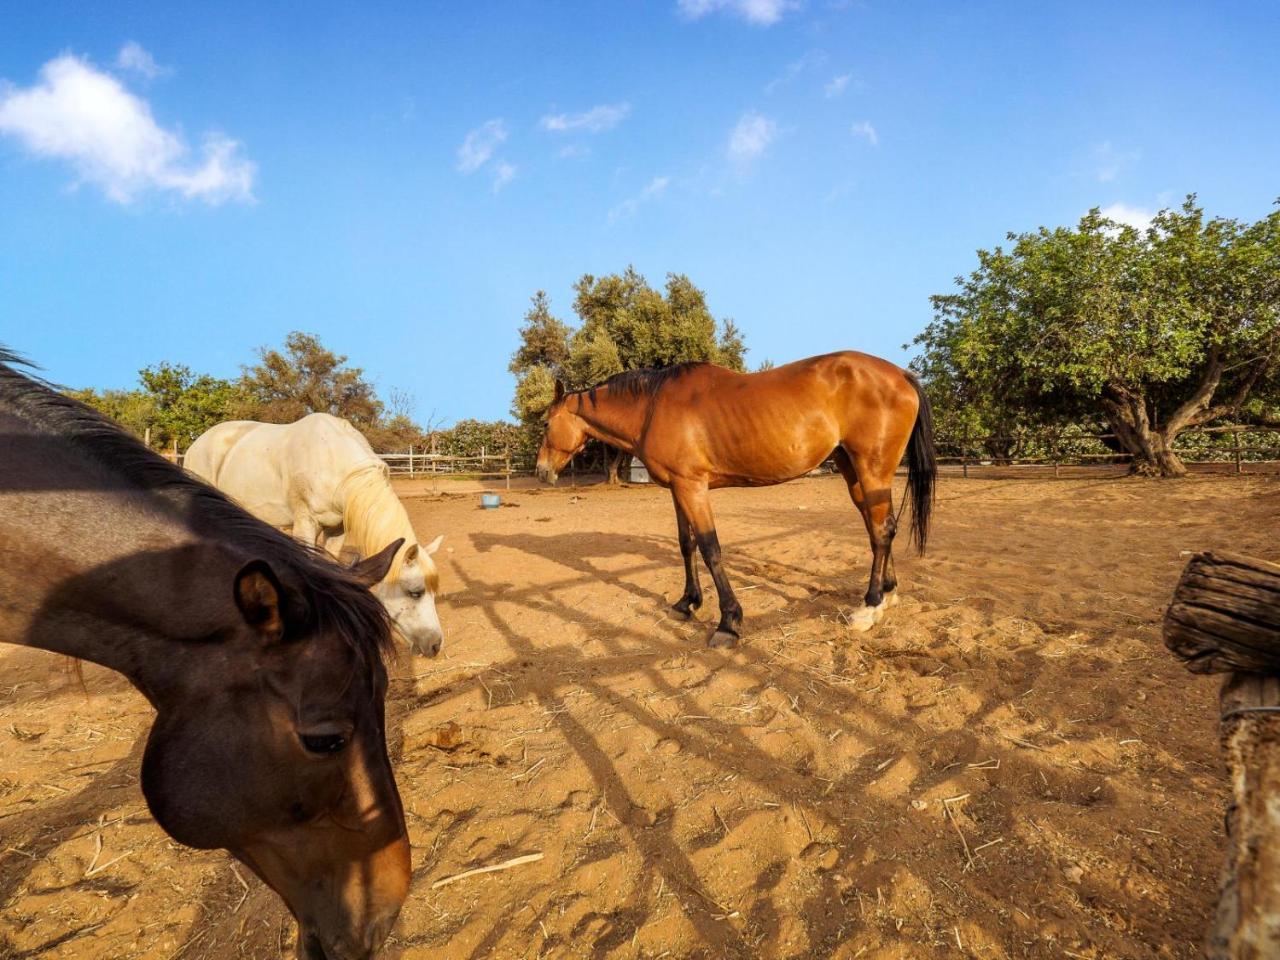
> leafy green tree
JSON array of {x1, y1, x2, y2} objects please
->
[
  {"x1": 68, "y1": 387, "x2": 158, "y2": 442},
  {"x1": 914, "y1": 197, "x2": 1280, "y2": 476},
  {"x1": 139, "y1": 363, "x2": 248, "y2": 447},
  {"x1": 239, "y1": 331, "x2": 383, "y2": 426},
  {"x1": 70, "y1": 364, "x2": 243, "y2": 450},
  {"x1": 511, "y1": 269, "x2": 748, "y2": 482},
  {"x1": 509, "y1": 291, "x2": 573, "y2": 375},
  {"x1": 429, "y1": 419, "x2": 535, "y2": 461}
]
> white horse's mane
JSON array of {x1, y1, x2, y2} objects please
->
[{"x1": 339, "y1": 465, "x2": 438, "y2": 589}]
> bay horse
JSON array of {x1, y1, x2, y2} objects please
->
[
  {"x1": 0, "y1": 351, "x2": 410, "y2": 960},
  {"x1": 536, "y1": 351, "x2": 936, "y2": 647},
  {"x1": 185, "y1": 413, "x2": 445, "y2": 657}
]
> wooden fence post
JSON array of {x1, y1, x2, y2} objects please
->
[
  {"x1": 962, "y1": 425, "x2": 970, "y2": 479},
  {"x1": 1234, "y1": 429, "x2": 1244, "y2": 475},
  {"x1": 1164, "y1": 551, "x2": 1280, "y2": 958}
]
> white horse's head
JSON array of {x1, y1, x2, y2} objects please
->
[{"x1": 371, "y1": 535, "x2": 444, "y2": 657}]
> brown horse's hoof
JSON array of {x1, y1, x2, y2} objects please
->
[
  {"x1": 707, "y1": 629, "x2": 739, "y2": 649},
  {"x1": 671, "y1": 601, "x2": 697, "y2": 620}
]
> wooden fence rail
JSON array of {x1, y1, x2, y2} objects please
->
[{"x1": 935, "y1": 424, "x2": 1280, "y2": 478}]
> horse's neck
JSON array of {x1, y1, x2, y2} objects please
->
[
  {"x1": 339, "y1": 469, "x2": 416, "y2": 574},
  {"x1": 2, "y1": 500, "x2": 239, "y2": 701},
  {"x1": 576, "y1": 390, "x2": 645, "y2": 453}
]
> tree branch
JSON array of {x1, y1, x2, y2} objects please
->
[
  {"x1": 1162, "y1": 349, "x2": 1224, "y2": 438},
  {"x1": 1186, "y1": 351, "x2": 1273, "y2": 428}
]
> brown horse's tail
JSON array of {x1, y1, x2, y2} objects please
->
[{"x1": 905, "y1": 373, "x2": 936, "y2": 554}]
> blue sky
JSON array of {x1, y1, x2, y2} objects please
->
[{"x1": 2, "y1": 1, "x2": 1278, "y2": 425}]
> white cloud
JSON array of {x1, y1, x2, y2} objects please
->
[
  {"x1": 609, "y1": 176, "x2": 670, "y2": 223},
  {"x1": 824, "y1": 73, "x2": 851, "y2": 98},
  {"x1": 727, "y1": 111, "x2": 777, "y2": 165},
  {"x1": 540, "y1": 103, "x2": 630, "y2": 134},
  {"x1": 851, "y1": 120, "x2": 878, "y2": 146},
  {"x1": 1092, "y1": 140, "x2": 1139, "y2": 183},
  {"x1": 491, "y1": 161, "x2": 516, "y2": 193},
  {"x1": 677, "y1": 0, "x2": 800, "y2": 25},
  {"x1": 0, "y1": 53, "x2": 254, "y2": 204},
  {"x1": 558, "y1": 143, "x2": 591, "y2": 160},
  {"x1": 765, "y1": 51, "x2": 825, "y2": 93},
  {"x1": 456, "y1": 118, "x2": 507, "y2": 173},
  {"x1": 1099, "y1": 202, "x2": 1153, "y2": 232},
  {"x1": 115, "y1": 41, "x2": 163, "y2": 79}
]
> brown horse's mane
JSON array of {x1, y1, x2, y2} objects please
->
[
  {"x1": 0, "y1": 348, "x2": 394, "y2": 661},
  {"x1": 581, "y1": 361, "x2": 706, "y2": 407}
]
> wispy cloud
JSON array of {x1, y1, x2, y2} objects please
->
[
  {"x1": 0, "y1": 53, "x2": 254, "y2": 204},
  {"x1": 456, "y1": 119, "x2": 507, "y2": 173},
  {"x1": 851, "y1": 120, "x2": 878, "y2": 146},
  {"x1": 491, "y1": 161, "x2": 516, "y2": 193},
  {"x1": 727, "y1": 111, "x2": 777, "y2": 166},
  {"x1": 540, "y1": 102, "x2": 630, "y2": 134},
  {"x1": 609, "y1": 176, "x2": 670, "y2": 223},
  {"x1": 1091, "y1": 141, "x2": 1139, "y2": 183},
  {"x1": 1099, "y1": 202, "x2": 1153, "y2": 232},
  {"x1": 558, "y1": 144, "x2": 591, "y2": 161},
  {"x1": 115, "y1": 41, "x2": 164, "y2": 79},
  {"x1": 765, "y1": 51, "x2": 825, "y2": 93},
  {"x1": 677, "y1": 0, "x2": 800, "y2": 26},
  {"x1": 824, "y1": 73, "x2": 851, "y2": 98}
]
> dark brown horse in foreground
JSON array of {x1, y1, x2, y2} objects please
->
[
  {"x1": 0, "y1": 351, "x2": 410, "y2": 960},
  {"x1": 536, "y1": 351, "x2": 936, "y2": 647}
]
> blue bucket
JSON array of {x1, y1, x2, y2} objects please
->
[{"x1": 480, "y1": 492, "x2": 501, "y2": 510}]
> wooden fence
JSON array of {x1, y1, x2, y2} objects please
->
[
  {"x1": 167, "y1": 426, "x2": 1276, "y2": 486},
  {"x1": 378, "y1": 448, "x2": 537, "y2": 489},
  {"x1": 936, "y1": 424, "x2": 1280, "y2": 478}
]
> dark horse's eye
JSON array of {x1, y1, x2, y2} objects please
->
[{"x1": 300, "y1": 732, "x2": 347, "y2": 755}]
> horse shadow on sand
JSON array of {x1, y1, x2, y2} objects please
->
[{"x1": 343, "y1": 522, "x2": 1219, "y2": 958}]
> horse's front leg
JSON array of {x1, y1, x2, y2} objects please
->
[
  {"x1": 290, "y1": 510, "x2": 323, "y2": 549},
  {"x1": 673, "y1": 482, "x2": 742, "y2": 648},
  {"x1": 670, "y1": 492, "x2": 703, "y2": 619}
]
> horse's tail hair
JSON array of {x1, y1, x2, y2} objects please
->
[{"x1": 904, "y1": 373, "x2": 936, "y2": 554}]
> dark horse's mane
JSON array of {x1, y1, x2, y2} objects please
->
[
  {"x1": 0, "y1": 348, "x2": 394, "y2": 661},
  {"x1": 582, "y1": 361, "x2": 706, "y2": 407}
]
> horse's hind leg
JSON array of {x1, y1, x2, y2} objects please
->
[
  {"x1": 672, "y1": 482, "x2": 742, "y2": 648},
  {"x1": 832, "y1": 447, "x2": 898, "y2": 630},
  {"x1": 670, "y1": 492, "x2": 703, "y2": 619}
]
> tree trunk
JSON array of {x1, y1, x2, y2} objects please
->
[
  {"x1": 1101, "y1": 385, "x2": 1188, "y2": 477},
  {"x1": 605, "y1": 446, "x2": 622, "y2": 485}
]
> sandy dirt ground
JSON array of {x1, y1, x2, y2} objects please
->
[{"x1": 2, "y1": 473, "x2": 1278, "y2": 959}]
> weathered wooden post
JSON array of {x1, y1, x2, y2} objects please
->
[
  {"x1": 1234, "y1": 429, "x2": 1244, "y2": 476},
  {"x1": 962, "y1": 424, "x2": 970, "y2": 479},
  {"x1": 1164, "y1": 551, "x2": 1280, "y2": 959}
]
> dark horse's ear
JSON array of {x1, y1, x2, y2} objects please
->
[
  {"x1": 350, "y1": 538, "x2": 404, "y2": 587},
  {"x1": 234, "y1": 560, "x2": 286, "y2": 641},
  {"x1": 553, "y1": 380, "x2": 565, "y2": 402}
]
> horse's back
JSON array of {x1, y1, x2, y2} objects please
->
[
  {"x1": 645, "y1": 352, "x2": 918, "y2": 484},
  {"x1": 282, "y1": 414, "x2": 386, "y2": 480},
  {"x1": 185, "y1": 420, "x2": 264, "y2": 484},
  {"x1": 222, "y1": 415, "x2": 382, "y2": 523}
]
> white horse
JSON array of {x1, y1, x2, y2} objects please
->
[{"x1": 185, "y1": 413, "x2": 445, "y2": 656}]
